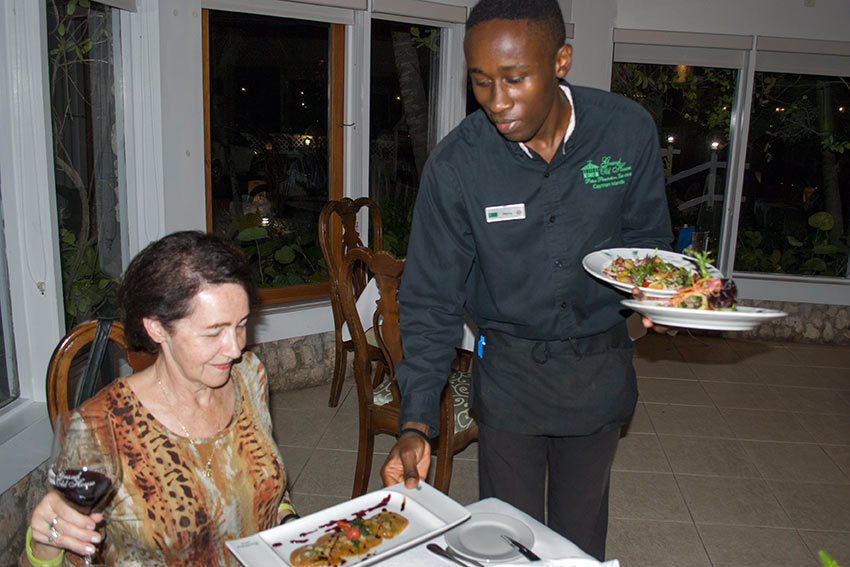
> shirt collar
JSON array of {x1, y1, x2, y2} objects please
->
[{"x1": 518, "y1": 84, "x2": 576, "y2": 159}]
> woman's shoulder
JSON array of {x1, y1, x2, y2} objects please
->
[
  {"x1": 78, "y1": 377, "x2": 135, "y2": 416},
  {"x1": 232, "y1": 351, "x2": 268, "y2": 396},
  {"x1": 235, "y1": 350, "x2": 263, "y2": 375}
]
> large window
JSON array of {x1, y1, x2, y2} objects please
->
[
  {"x1": 612, "y1": 34, "x2": 850, "y2": 302},
  {"x1": 46, "y1": 0, "x2": 126, "y2": 329},
  {"x1": 736, "y1": 64, "x2": 849, "y2": 277},
  {"x1": 369, "y1": 19, "x2": 443, "y2": 256},
  {"x1": 204, "y1": 10, "x2": 345, "y2": 302}
]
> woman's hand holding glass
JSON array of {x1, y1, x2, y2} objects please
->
[{"x1": 29, "y1": 410, "x2": 121, "y2": 566}]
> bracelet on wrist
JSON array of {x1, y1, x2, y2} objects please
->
[
  {"x1": 278, "y1": 501, "x2": 299, "y2": 523},
  {"x1": 398, "y1": 427, "x2": 431, "y2": 443},
  {"x1": 25, "y1": 526, "x2": 64, "y2": 567}
]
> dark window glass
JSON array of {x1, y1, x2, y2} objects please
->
[
  {"x1": 736, "y1": 71, "x2": 849, "y2": 277},
  {"x1": 46, "y1": 0, "x2": 124, "y2": 329},
  {"x1": 208, "y1": 11, "x2": 331, "y2": 289},
  {"x1": 369, "y1": 20, "x2": 442, "y2": 257}
]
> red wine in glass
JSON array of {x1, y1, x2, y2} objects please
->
[
  {"x1": 50, "y1": 469, "x2": 114, "y2": 513},
  {"x1": 49, "y1": 410, "x2": 121, "y2": 566}
]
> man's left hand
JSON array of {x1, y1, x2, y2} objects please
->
[{"x1": 632, "y1": 287, "x2": 679, "y2": 336}]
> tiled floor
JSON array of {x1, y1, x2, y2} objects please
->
[{"x1": 269, "y1": 333, "x2": 850, "y2": 567}]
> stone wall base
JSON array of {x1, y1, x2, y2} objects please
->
[
  {"x1": 718, "y1": 300, "x2": 850, "y2": 345},
  {"x1": 250, "y1": 330, "x2": 337, "y2": 393}
]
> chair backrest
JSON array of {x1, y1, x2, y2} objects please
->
[
  {"x1": 318, "y1": 198, "x2": 383, "y2": 334},
  {"x1": 46, "y1": 319, "x2": 155, "y2": 427},
  {"x1": 338, "y1": 247, "x2": 404, "y2": 399}
]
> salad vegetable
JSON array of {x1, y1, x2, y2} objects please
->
[
  {"x1": 667, "y1": 249, "x2": 737, "y2": 310},
  {"x1": 603, "y1": 252, "x2": 696, "y2": 291}
]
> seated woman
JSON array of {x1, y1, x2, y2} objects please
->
[{"x1": 23, "y1": 231, "x2": 297, "y2": 567}]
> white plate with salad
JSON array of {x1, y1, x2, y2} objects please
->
[
  {"x1": 620, "y1": 299, "x2": 788, "y2": 331},
  {"x1": 582, "y1": 248, "x2": 723, "y2": 298}
]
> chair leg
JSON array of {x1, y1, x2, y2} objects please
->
[
  {"x1": 353, "y1": 427, "x2": 375, "y2": 498},
  {"x1": 432, "y1": 436, "x2": 454, "y2": 495},
  {"x1": 328, "y1": 344, "x2": 348, "y2": 407},
  {"x1": 451, "y1": 348, "x2": 472, "y2": 373},
  {"x1": 371, "y1": 359, "x2": 385, "y2": 388}
]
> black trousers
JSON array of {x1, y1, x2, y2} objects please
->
[{"x1": 478, "y1": 421, "x2": 621, "y2": 561}]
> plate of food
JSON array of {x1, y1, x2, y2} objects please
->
[
  {"x1": 618, "y1": 249, "x2": 787, "y2": 330},
  {"x1": 582, "y1": 247, "x2": 722, "y2": 298},
  {"x1": 226, "y1": 482, "x2": 470, "y2": 567},
  {"x1": 621, "y1": 299, "x2": 787, "y2": 331},
  {"x1": 445, "y1": 512, "x2": 534, "y2": 563}
]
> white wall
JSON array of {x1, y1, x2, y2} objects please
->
[
  {"x1": 159, "y1": 2, "x2": 208, "y2": 233},
  {"x1": 567, "y1": 0, "x2": 617, "y2": 89}
]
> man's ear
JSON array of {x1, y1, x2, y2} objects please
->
[
  {"x1": 142, "y1": 317, "x2": 167, "y2": 345},
  {"x1": 555, "y1": 43, "x2": 573, "y2": 79}
]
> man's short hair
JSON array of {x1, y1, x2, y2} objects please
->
[{"x1": 466, "y1": 0, "x2": 566, "y2": 54}]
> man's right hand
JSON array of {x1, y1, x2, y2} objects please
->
[{"x1": 381, "y1": 422, "x2": 432, "y2": 489}]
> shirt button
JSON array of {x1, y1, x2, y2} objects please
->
[
  {"x1": 549, "y1": 216, "x2": 556, "y2": 223},
  {"x1": 544, "y1": 172, "x2": 550, "y2": 178},
  {"x1": 554, "y1": 260, "x2": 563, "y2": 268},
  {"x1": 561, "y1": 302, "x2": 568, "y2": 309}
]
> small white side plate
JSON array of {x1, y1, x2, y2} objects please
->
[{"x1": 445, "y1": 512, "x2": 535, "y2": 563}]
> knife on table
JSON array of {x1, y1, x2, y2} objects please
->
[
  {"x1": 427, "y1": 543, "x2": 481, "y2": 567},
  {"x1": 501, "y1": 534, "x2": 541, "y2": 561}
]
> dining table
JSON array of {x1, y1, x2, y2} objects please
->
[
  {"x1": 382, "y1": 497, "x2": 619, "y2": 567},
  {"x1": 227, "y1": 484, "x2": 619, "y2": 567}
]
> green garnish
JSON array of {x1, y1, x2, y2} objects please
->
[
  {"x1": 684, "y1": 247, "x2": 714, "y2": 279},
  {"x1": 820, "y1": 550, "x2": 840, "y2": 567}
]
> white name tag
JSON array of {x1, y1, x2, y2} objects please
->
[{"x1": 485, "y1": 203, "x2": 526, "y2": 223}]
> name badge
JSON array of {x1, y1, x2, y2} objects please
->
[{"x1": 485, "y1": 203, "x2": 526, "y2": 223}]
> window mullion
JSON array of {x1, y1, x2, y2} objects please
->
[{"x1": 718, "y1": 46, "x2": 756, "y2": 278}]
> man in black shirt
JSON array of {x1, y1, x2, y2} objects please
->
[{"x1": 381, "y1": 0, "x2": 672, "y2": 559}]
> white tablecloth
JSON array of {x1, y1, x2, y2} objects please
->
[
  {"x1": 383, "y1": 498, "x2": 618, "y2": 567},
  {"x1": 341, "y1": 277, "x2": 476, "y2": 352}
]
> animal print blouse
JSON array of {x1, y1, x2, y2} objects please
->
[{"x1": 59, "y1": 352, "x2": 289, "y2": 566}]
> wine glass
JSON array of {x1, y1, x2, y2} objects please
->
[{"x1": 48, "y1": 410, "x2": 121, "y2": 566}]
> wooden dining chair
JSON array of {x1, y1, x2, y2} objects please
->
[
  {"x1": 318, "y1": 197, "x2": 386, "y2": 407},
  {"x1": 339, "y1": 247, "x2": 478, "y2": 497},
  {"x1": 46, "y1": 319, "x2": 155, "y2": 428}
]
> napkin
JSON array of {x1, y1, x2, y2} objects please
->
[{"x1": 500, "y1": 559, "x2": 619, "y2": 567}]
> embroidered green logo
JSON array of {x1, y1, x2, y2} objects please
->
[{"x1": 581, "y1": 156, "x2": 633, "y2": 189}]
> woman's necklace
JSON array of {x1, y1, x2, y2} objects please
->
[{"x1": 156, "y1": 377, "x2": 222, "y2": 478}]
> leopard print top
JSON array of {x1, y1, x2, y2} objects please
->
[{"x1": 68, "y1": 352, "x2": 287, "y2": 566}]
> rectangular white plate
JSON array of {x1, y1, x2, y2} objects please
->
[{"x1": 226, "y1": 482, "x2": 470, "y2": 567}]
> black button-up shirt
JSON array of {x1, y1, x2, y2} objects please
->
[{"x1": 397, "y1": 83, "x2": 672, "y2": 435}]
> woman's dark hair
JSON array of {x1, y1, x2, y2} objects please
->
[
  {"x1": 466, "y1": 0, "x2": 566, "y2": 56},
  {"x1": 118, "y1": 231, "x2": 256, "y2": 354}
]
